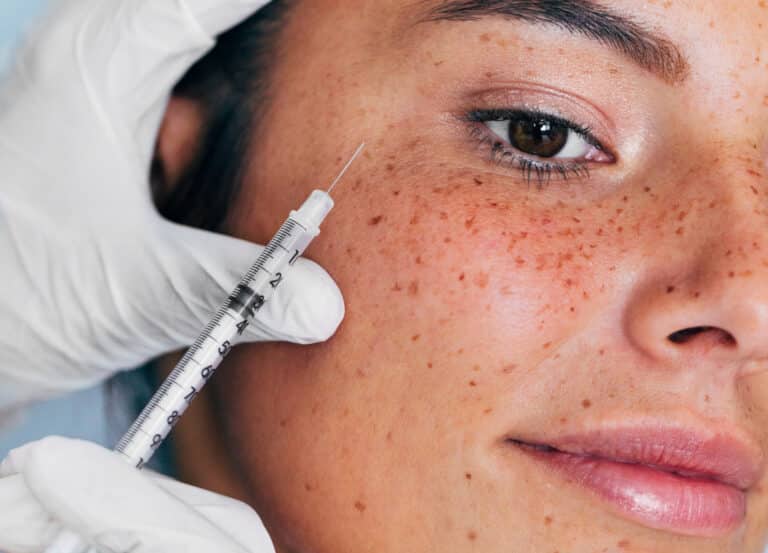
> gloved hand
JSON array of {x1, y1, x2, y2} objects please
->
[
  {"x1": 0, "y1": 0, "x2": 344, "y2": 410},
  {"x1": 0, "y1": 437, "x2": 275, "y2": 553}
]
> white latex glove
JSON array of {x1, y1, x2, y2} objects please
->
[
  {"x1": 0, "y1": 0, "x2": 344, "y2": 409},
  {"x1": 0, "y1": 437, "x2": 275, "y2": 553}
]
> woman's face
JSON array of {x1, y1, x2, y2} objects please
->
[{"x1": 214, "y1": 1, "x2": 768, "y2": 551}]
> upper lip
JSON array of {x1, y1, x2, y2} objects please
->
[{"x1": 508, "y1": 423, "x2": 764, "y2": 490}]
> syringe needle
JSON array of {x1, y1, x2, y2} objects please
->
[{"x1": 327, "y1": 142, "x2": 366, "y2": 194}]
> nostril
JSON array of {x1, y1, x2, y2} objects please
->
[{"x1": 668, "y1": 326, "x2": 737, "y2": 347}]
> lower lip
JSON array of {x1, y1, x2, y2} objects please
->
[{"x1": 513, "y1": 443, "x2": 747, "y2": 537}]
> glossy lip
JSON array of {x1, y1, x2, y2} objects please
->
[{"x1": 505, "y1": 422, "x2": 764, "y2": 536}]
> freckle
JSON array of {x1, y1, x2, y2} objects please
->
[
  {"x1": 501, "y1": 363, "x2": 517, "y2": 374},
  {"x1": 569, "y1": 306, "x2": 576, "y2": 313},
  {"x1": 582, "y1": 290, "x2": 590, "y2": 300},
  {"x1": 480, "y1": 33, "x2": 491, "y2": 42},
  {"x1": 704, "y1": 394, "x2": 711, "y2": 403},
  {"x1": 304, "y1": 482, "x2": 314, "y2": 492},
  {"x1": 411, "y1": 334, "x2": 421, "y2": 341},
  {"x1": 439, "y1": 211, "x2": 448, "y2": 220},
  {"x1": 415, "y1": 255, "x2": 422, "y2": 264},
  {"x1": 644, "y1": 186, "x2": 651, "y2": 193},
  {"x1": 542, "y1": 341, "x2": 552, "y2": 349},
  {"x1": 444, "y1": 237, "x2": 452, "y2": 243},
  {"x1": 485, "y1": 71, "x2": 494, "y2": 78},
  {"x1": 666, "y1": 285, "x2": 675, "y2": 294},
  {"x1": 408, "y1": 281, "x2": 419, "y2": 295},
  {"x1": 369, "y1": 215, "x2": 383, "y2": 226},
  {"x1": 559, "y1": 417, "x2": 568, "y2": 424},
  {"x1": 564, "y1": 278, "x2": 574, "y2": 288},
  {"x1": 465, "y1": 472, "x2": 473, "y2": 480},
  {"x1": 544, "y1": 515, "x2": 553, "y2": 526},
  {"x1": 386, "y1": 163, "x2": 395, "y2": 172},
  {"x1": 392, "y1": 190, "x2": 400, "y2": 196},
  {"x1": 751, "y1": 185, "x2": 760, "y2": 195},
  {"x1": 675, "y1": 227, "x2": 684, "y2": 235},
  {"x1": 474, "y1": 177, "x2": 484, "y2": 185},
  {"x1": 459, "y1": 272, "x2": 465, "y2": 281},
  {"x1": 515, "y1": 256, "x2": 526, "y2": 266},
  {"x1": 392, "y1": 282, "x2": 402, "y2": 292},
  {"x1": 474, "y1": 272, "x2": 489, "y2": 288},
  {"x1": 386, "y1": 431, "x2": 393, "y2": 441},
  {"x1": 582, "y1": 399, "x2": 592, "y2": 408},
  {"x1": 427, "y1": 362, "x2": 433, "y2": 368},
  {"x1": 617, "y1": 539, "x2": 631, "y2": 549},
  {"x1": 728, "y1": 271, "x2": 735, "y2": 278},
  {"x1": 354, "y1": 501, "x2": 366, "y2": 513},
  {"x1": 410, "y1": 215, "x2": 419, "y2": 225},
  {"x1": 467, "y1": 530, "x2": 477, "y2": 541},
  {"x1": 468, "y1": 380, "x2": 477, "y2": 387},
  {"x1": 622, "y1": 195, "x2": 629, "y2": 202},
  {"x1": 483, "y1": 407, "x2": 493, "y2": 414}
]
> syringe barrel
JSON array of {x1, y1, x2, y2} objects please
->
[{"x1": 43, "y1": 184, "x2": 344, "y2": 553}]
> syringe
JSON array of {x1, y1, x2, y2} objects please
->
[{"x1": 44, "y1": 143, "x2": 365, "y2": 553}]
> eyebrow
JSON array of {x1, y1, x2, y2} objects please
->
[{"x1": 420, "y1": 0, "x2": 690, "y2": 85}]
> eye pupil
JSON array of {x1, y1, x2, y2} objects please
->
[{"x1": 509, "y1": 118, "x2": 568, "y2": 158}]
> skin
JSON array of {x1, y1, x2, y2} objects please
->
[{"x1": 159, "y1": 1, "x2": 768, "y2": 551}]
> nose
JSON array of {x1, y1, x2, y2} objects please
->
[
  {"x1": 626, "y1": 272, "x2": 768, "y2": 369},
  {"x1": 625, "y1": 166, "x2": 768, "y2": 374}
]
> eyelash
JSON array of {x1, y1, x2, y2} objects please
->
[{"x1": 466, "y1": 108, "x2": 608, "y2": 187}]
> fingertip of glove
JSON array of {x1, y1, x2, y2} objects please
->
[{"x1": 267, "y1": 257, "x2": 346, "y2": 344}]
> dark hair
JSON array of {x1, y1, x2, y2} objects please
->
[{"x1": 152, "y1": 0, "x2": 293, "y2": 232}]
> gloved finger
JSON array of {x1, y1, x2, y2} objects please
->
[
  {"x1": 154, "y1": 223, "x2": 345, "y2": 347},
  {"x1": 14, "y1": 0, "x2": 271, "y2": 162},
  {"x1": 0, "y1": 474, "x2": 53, "y2": 552},
  {"x1": 0, "y1": 437, "x2": 260, "y2": 553}
]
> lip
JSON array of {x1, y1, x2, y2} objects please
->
[{"x1": 506, "y1": 425, "x2": 763, "y2": 537}]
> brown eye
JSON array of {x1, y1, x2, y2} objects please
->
[
  {"x1": 509, "y1": 118, "x2": 568, "y2": 158},
  {"x1": 484, "y1": 113, "x2": 595, "y2": 160}
]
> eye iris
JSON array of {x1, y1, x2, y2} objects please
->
[{"x1": 509, "y1": 118, "x2": 568, "y2": 158}]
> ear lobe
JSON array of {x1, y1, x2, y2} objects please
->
[{"x1": 153, "y1": 97, "x2": 206, "y2": 192}]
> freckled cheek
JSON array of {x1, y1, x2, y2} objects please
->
[{"x1": 313, "y1": 191, "x2": 595, "y2": 355}]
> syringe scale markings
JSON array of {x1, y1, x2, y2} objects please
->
[{"x1": 45, "y1": 143, "x2": 365, "y2": 553}]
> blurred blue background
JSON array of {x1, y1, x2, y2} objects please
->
[
  {"x1": 0, "y1": 0, "x2": 111, "y2": 457},
  {"x1": 0, "y1": 0, "x2": 49, "y2": 69}
]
